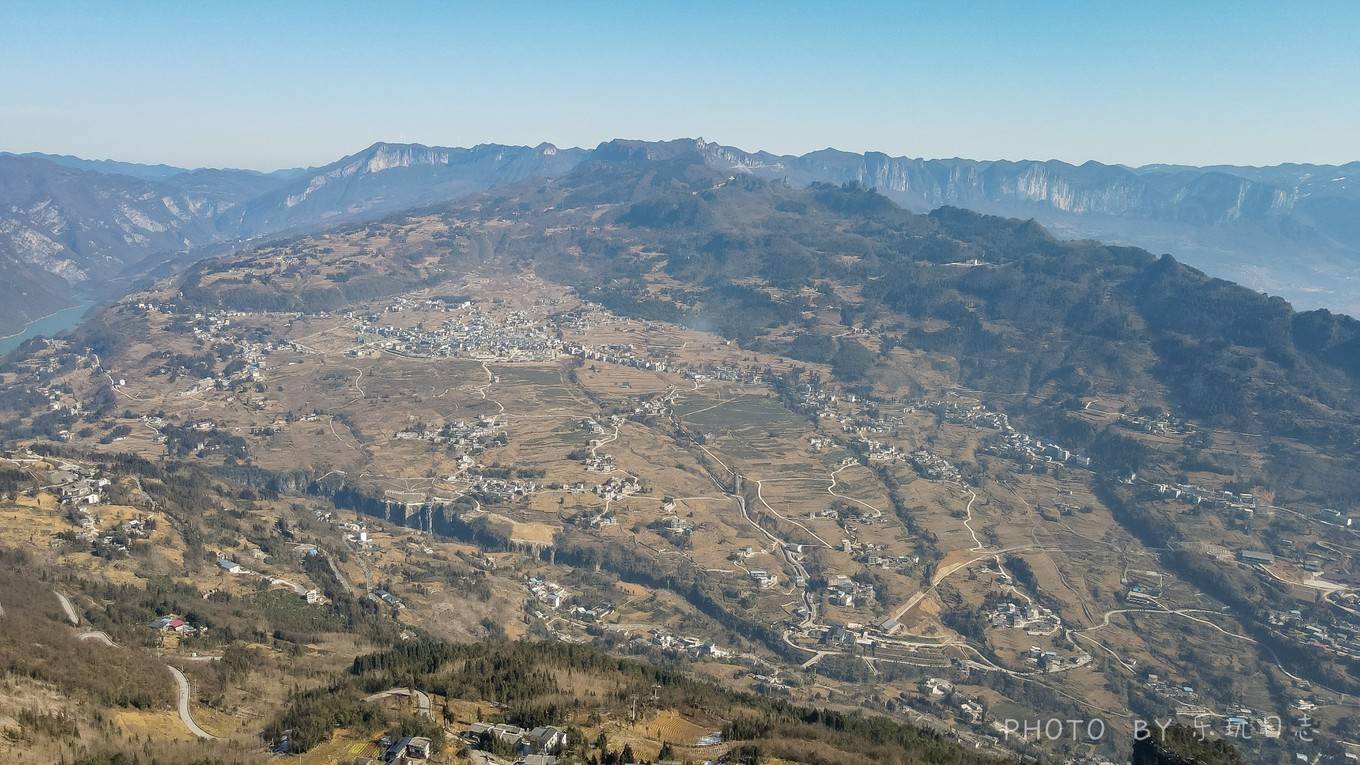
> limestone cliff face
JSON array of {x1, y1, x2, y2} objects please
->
[
  {"x1": 690, "y1": 139, "x2": 1360, "y2": 313},
  {"x1": 695, "y1": 139, "x2": 1311, "y2": 225},
  {"x1": 239, "y1": 141, "x2": 588, "y2": 234}
]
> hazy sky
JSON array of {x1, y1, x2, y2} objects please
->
[{"x1": 3, "y1": 1, "x2": 1357, "y2": 171}]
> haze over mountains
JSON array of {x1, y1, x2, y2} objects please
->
[
  {"x1": 2, "y1": 139, "x2": 1357, "y2": 335},
  {"x1": 695, "y1": 141, "x2": 1360, "y2": 313},
  {"x1": 1, "y1": 138, "x2": 1356, "y2": 765}
]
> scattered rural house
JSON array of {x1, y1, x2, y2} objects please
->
[
  {"x1": 382, "y1": 734, "x2": 432, "y2": 762},
  {"x1": 527, "y1": 725, "x2": 566, "y2": 753},
  {"x1": 749, "y1": 569, "x2": 778, "y2": 589}
]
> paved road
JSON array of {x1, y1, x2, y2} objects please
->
[
  {"x1": 891, "y1": 551, "x2": 993, "y2": 622},
  {"x1": 77, "y1": 630, "x2": 116, "y2": 647},
  {"x1": 54, "y1": 591, "x2": 79, "y2": 625},
  {"x1": 364, "y1": 687, "x2": 432, "y2": 718},
  {"x1": 58, "y1": 594, "x2": 215, "y2": 741},
  {"x1": 167, "y1": 665, "x2": 217, "y2": 740},
  {"x1": 324, "y1": 550, "x2": 354, "y2": 591}
]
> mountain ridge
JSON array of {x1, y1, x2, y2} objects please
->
[
  {"x1": 167, "y1": 147, "x2": 1360, "y2": 456},
  {"x1": 0, "y1": 149, "x2": 1349, "y2": 763},
  {"x1": 682, "y1": 139, "x2": 1360, "y2": 312},
  {"x1": 0, "y1": 143, "x2": 590, "y2": 333},
  {"x1": 2, "y1": 138, "x2": 1357, "y2": 337}
]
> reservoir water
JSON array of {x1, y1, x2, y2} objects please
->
[{"x1": 0, "y1": 302, "x2": 95, "y2": 356}]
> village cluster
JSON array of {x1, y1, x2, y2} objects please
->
[
  {"x1": 461, "y1": 722, "x2": 566, "y2": 765},
  {"x1": 394, "y1": 416, "x2": 507, "y2": 454},
  {"x1": 7, "y1": 276, "x2": 1360, "y2": 764},
  {"x1": 349, "y1": 298, "x2": 562, "y2": 362},
  {"x1": 983, "y1": 596, "x2": 1061, "y2": 636},
  {"x1": 909, "y1": 449, "x2": 961, "y2": 481},
  {"x1": 1268, "y1": 608, "x2": 1360, "y2": 661},
  {"x1": 914, "y1": 677, "x2": 987, "y2": 727},
  {"x1": 1117, "y1": 411, "x2": 1194, "y2": 436},
  {"x1": 46, "y1": 460, "x2": 159, "y2": 557}
]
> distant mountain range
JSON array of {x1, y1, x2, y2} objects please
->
[
  {"x1": 0, "y1": 144, "x2": 582, "y2": 333},
  {"x1": 686, "y1": 140, "x2": 1360, "y2": 315},
  {"x1": 1, "y1": 140, "x2": 1357, "y2": 335}
]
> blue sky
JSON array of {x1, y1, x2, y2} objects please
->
[{"x1": 2, "y1": 1, "x2": 1357, "y2": 170}]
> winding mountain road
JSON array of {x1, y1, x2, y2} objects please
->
[
  {"x1": 168, "y1": 665, "x2": 218, "y2": 740},
  {"x1": 54, "y1": 591, "x2": 79, "y2": 625},
  {"x1": 76, "y1": 630, "x2": 115, "y2": 647},
  {"x1": 57, "y1": 592, "x2": 216, "y2": 740}
]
